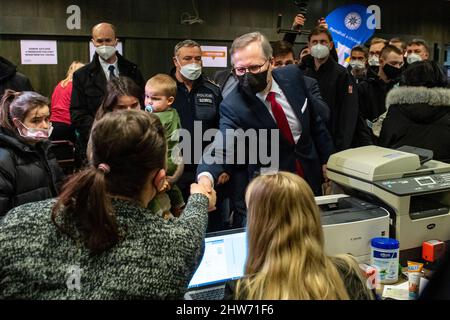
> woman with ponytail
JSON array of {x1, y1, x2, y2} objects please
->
[
  {"x1": 225, "y1": 172, "x2": 374, "y2": 300},
  {"x1": 0, "y1": 109, "x2": 216, "y2": 299},
  {"x1": 0, "y1": 89, "x2": 64, "y2": 216}
]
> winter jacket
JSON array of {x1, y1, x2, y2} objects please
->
[
  {"x1": 379, "y1": 86, "x2": 450, "y2": 163},
  {"x1": 0, "y1": 128, "x2": 64, "y2": 215},
  {"x1": 0, "y1": 56, "x2": 33, "y2": 97}
]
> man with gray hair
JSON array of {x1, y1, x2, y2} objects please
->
[
  {"x1": 197, "y1": 32, "x2": 334, "y2": 197},
  {"x1": 170, "y1": 39, "x2": 225, "y2": 229},
  {"x1": 406, "y1": 39, "x2": 430, "y2": 65}
]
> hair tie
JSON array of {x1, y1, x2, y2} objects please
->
[{"x1": 97, "y1": 163, "x2": 111, "y2": 174}]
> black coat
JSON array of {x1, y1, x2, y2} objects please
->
[
  {"x1": 0, "y1": 128, "x2": 64, "y2": 216},
  {"x1": 70, "y1": 53, "x2": 145, "y2": 150},
  {"x1": 357, "y1": 76, "x2": 395, "y2": 123},
  {"x1": 0, "y1": 56, "x2": 33, "y2": 97},
  {"x1": 379, "y1": 86, "x2": 450, "y2": 163},
  {"x1": 303, "y1": 55, "x2": 358, "y2": 151}
]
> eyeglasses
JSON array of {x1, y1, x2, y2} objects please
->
[{"x1": 233, "y1": 59, "x2": 269, "y2": 76}]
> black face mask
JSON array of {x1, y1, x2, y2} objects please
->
[
  {"x1": 383, "y1": 64, "x2": 403, "y2": 81},
  {"x1": 368, "y1": 65, "x2": 380, "y2": 75},
  {"x1": 237, "y1": 70, "x2": 269, "y2": 95}
]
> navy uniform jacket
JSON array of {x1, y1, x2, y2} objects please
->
[
  {"x1": 198, "y1": 65, "x2": 334, "y2": 195},
  {"x1": 171, "y1": 71, "x2": 221, "y2": 173}
]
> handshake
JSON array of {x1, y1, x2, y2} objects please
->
[{"x1": 191, "y1": 175, "x2": 217, "y2": 212}]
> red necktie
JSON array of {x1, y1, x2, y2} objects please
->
[{"x1": 266, "y1": 91, "x2": 304, "y2": 177}]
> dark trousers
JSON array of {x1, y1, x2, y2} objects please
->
[{"x1": 50, "y1": 122, "x2": 76, "y2": 143}]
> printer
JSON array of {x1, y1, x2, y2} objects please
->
[
  {"x1": 327, "y1": 146, "x2": 450, "y2": 262},
  {"x1": 316, "y1": 194, "x2": 390, "y2": 262}
]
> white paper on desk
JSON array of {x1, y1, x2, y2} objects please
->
[{"x1": 382, "y1": 282, "x2": 409, "y2": 300}]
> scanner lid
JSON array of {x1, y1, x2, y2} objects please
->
[{"x1": 327, "y1": 146, "x2": 421, "y2": 181}]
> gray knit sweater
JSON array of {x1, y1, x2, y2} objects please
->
[{"x1": 0, "y1": 193, "x2": 209, "y2": 299}]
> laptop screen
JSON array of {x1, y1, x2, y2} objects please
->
[{"x1": 188, "y1": 229, "x2": 247, "y2": 289}]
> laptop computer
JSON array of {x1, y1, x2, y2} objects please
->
[{"x1": 184, "y1": 228, "x2": 247, "y2": 300}]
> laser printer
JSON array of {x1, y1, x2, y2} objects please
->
[
  {"x1": 316, "y1": 194, "x2": 390, "y2": 262},
  {"x1": 326, "y1": 146, "x2": 450, "y2": 261}
]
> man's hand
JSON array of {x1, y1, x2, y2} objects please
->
[
  {"x1": 191, "y1": 183, "x2": 217, "y2": 212},
  {"x1": 198, "y1": 175, "x2": 213, "y2": 193},
  {"x1": 322, "y1": 164, "x2": 329, "y2": 182},
  {"x1": 292, "y1": 13, "x2": 306, "y2": 30},
  {"x1": 318, "y1": 17, "x2": 328, "y2": 29},
  {"x1": 217, "y1": 172, "x2": 230, "y2": 185}
]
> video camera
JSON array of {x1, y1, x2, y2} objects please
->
[{"x1": 293, "y1": 0, "x2": 309, "y2": 16}]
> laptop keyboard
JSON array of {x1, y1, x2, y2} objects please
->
[{"x1": 191, "y1": 287, "x2": 225, "y2": 300}]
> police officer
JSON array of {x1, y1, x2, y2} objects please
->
[{"x1": 171, "y1": 40, "x2": 225, "y2": 220}]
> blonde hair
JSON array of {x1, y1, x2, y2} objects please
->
[
  {"x1": 237, "y1": 172, "x2": 354, "y2": 300},
  {"x1": 61, "y1": 61, "x2": 84, "y2": 88},
  {"x1": 146, "y1": 74, "x2": 177, "y2": 98}
]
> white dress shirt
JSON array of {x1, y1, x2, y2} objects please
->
[{"x1": 256, "y1": 78, "x2": 302, "y2": 143}]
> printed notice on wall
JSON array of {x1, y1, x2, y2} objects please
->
[
  {"x1": 201, "y1": 46, "x2": 227, "y2": 68},
  {"x1": 21, "y1": 40, "x2": 58, "y2": 65},
  {"x1": 89, "y1": 41, "x2": 123, "y2": 61}
]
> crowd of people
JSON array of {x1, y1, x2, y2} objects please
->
[{"x1": 0, "y1": 15, "x2": 449, "y2": 300}]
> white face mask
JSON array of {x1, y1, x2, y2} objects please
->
[
  {"x1": 349, "y1": 60, "x2": 366, "y2": 70},
  {"x1": 16, "y1": 120, "x2": 53, "y2": 140},
  {"x1": 407, "y1": 53, "x2": 422, "y2": 65},
  {"x1": 177, "y1": 59, "x2": 202, "y2": 81},
  {"x1": 310, "y1": 44, "x2": 330, "y2": 59},
  {"x1": 368, "y1": 55, "x2": 380, "y2": 67},
  {"x1": 96, "y1": 45, "x2": 116, "y2": 61}
]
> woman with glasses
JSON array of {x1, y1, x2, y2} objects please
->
[{"x1": 0, "y1": 90, "x2": 64, "y2": 216}]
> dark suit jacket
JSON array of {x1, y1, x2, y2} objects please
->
[
  {"x1": 70, "y1": 53, "x2": 145, "y2": 148},
  {"x1": 198, "y1": 65, "x2": 334, "y2": 195}
]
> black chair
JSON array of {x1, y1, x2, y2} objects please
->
[{"x1": 49, "y1": 140, "x2": 75, "y2": 175}]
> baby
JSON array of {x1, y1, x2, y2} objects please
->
[{"x1": 145, "y1": 74, "x2": 184, "y2": 219}]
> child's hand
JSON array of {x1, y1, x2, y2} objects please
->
[{"x1": 159, "y1": 180, "x2": 170, "y2": 193}]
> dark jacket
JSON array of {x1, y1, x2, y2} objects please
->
[
  {"x1": 303, "y1": 54, "x2": 358, "y2": 151},
  {"x1": 0, "y1": 56, "x2": 33, "y2": 97},
  {"x1": 198, "y1": 64, "x2": 334, "y2": 196},
  {"x1": 171, "y1": 70, "x2": 221, "y2": 173},
  {"x1": 70, "y1": 53, "x2": 145, "y2": 151},
  {"x1": 0, "y1": 128, "x2": 64, "y2": 216},
  {"x1": 357, "y1": 76, "x2": 395, "y2": 123},
  {"x1": 213, "y1": 69, "x2": 238, "y2": 99},
  {"x1": 379, "y1": 86, "x2": 450, "y2": 163}
]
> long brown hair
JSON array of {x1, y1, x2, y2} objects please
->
[
  {"x1": 52, "y1": 110, "x2": 166, "y2": 253},
  {"x1": 0, "y1": 89, "x2": 49, "y2": 134},
  {"x1": 95, "y1": 76, "x2": 142, "y2": 120},
  {"x1": 237, "y1": 172, "x2": 354, "y2": 300}
]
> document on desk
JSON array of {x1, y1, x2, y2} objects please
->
[{"x1": 382, "y1": 282, "x2": 409, "y2": 300}]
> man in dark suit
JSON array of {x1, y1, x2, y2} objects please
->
[
  {"x1": 70, "y1": 22, "x2": 145, "y2": 165},
  {"x1": 197, "y1": 32, "x2": 334, "y2": 196}
]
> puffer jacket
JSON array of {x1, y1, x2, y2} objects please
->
[
  {"x1": 0, "y1": 128, "x2": 64, "y2": 215},
  {"x1": 379, "y1": 86, "x2": 450, "y2": 163}
]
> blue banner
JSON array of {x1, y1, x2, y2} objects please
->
[{"x1": 325, "y1": 4, "x2": 376, "y2": 65}]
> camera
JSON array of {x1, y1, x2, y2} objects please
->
[{"x1": 294, "y1": 0, "x2": 309, "y2": 15}]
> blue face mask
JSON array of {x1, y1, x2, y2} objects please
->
[{"x1": 145, "y1": 105, "x2": 153, "y2": 113}]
